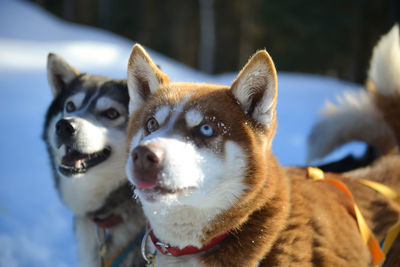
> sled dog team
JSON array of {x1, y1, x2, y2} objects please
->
[{"x1": 43, "y1": 25, "x2": 400, "y2": 266}]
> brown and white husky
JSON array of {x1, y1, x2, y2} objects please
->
[{"x1": 124, "y1": 44, "x2": 400, "y2": 266}]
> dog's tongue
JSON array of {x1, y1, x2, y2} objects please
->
[
  {"x1": 133, "y1": 168, "x2": 158, "y2": 189},
  {"x1": 62, "y1": 150, "x2": 88, "y2": 167},
  {"x1": 135, "y1": 178, "x2": 157, "y2": 189}
]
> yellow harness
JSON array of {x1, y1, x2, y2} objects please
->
[
  {"x1": 357, "y1": 179, "x2": 400, "y2": 257},
  {"x1": 307, "y1": 167, "x2": 400, "y2": 266}
]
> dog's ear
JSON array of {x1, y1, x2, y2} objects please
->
[
  {"x1": 47, "y1": 53, "x2": 80, "y2": 97},
  {"x1": 230, "y1": 50, "x2": 278, "y2": 127},
  {"x1": 127, "y1": 44, "x2": 170, "y2": 115}
]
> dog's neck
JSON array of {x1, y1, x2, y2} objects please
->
[
  {"x1": 87, "y1": 181, "x2": 132, "y2": 218},
  {"x1": 144, "y1": 203, "x2": 223, "y2": 248},
  {"x1": 201, "y1": 153, "x2": 291, "y2": 266},
  {"x1": 59, "y1": 173, "x2": 129, "y2": 215},
  {"x1": 77, "y1": 182, "x2": 146, "y2": 267}
]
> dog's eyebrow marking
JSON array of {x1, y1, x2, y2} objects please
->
[
  {"x1": 143, "y1": 94, "x2": 194, "y2": 140},
  {"x1": 166, "y1": 94, "x2": 192, "y2": 130},
  {"x1": 66, "y1": 92, "x2": 85, "y2": 110},
  {"x1": 79, "y1": 89, "x2": 102, "y2": 112},
  {"x1": 154, "y1": 106, "x2": 170, "y2": 125},
  {"x1": 95, "y1": 96, "x2": 118, "y2": 111},
  {"x1": 185, "y1": 109, "x2": 203, "y2": 127}
]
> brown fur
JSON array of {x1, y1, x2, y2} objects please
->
[
  {"x1": 383, "y1": 234, "x2": 400, "y2": 267},
  {"x1": 345, "y1": 154, "x2": 400, "y2": 267},
  {"x1": 365, "y1": 80, "x2": 400, "y2": 155},
  {"x1": 351, "y1": 35, "x2": 400, "y2": 266},
  {"x1": 126, "y1": 45, "x2": 400, "y2": 266},
  {"x1": 374, "y1": 93, "x2": 400, "y2": 148},
  {"x1": 307, "y1": 25, "x2": 400, "y2": 266},
  {"x1": 199, "y1": 163, "x2": 400, "y2": 267}
]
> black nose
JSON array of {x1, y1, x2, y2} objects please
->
[{"x1": 56, "y1": 119, "x2": 76, "y2": 139}]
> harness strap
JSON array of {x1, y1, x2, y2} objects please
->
[
  {"x1": 306, "y1": 167, "x2": 385, "y2": 266},
  {"x1": 358, "y1": 179, "x2": 400, "y2": 257},
  {"x1": 358, "y1": 179, "x2": 400, "y2": 205},
  {"x1": 104, "y1": 229, "x2": 146, "y2": 267}
]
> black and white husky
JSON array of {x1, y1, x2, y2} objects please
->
[{"x1": 43, "y1": 53, "x2": 145, "y2": 267}]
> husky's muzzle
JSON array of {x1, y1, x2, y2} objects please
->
[{"x1": 56, "y1": 117, "x2": 111, "y2": 177}]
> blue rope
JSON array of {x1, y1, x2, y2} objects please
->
[{"x1": 109, "y1": 229, "x2": 146, "y2": 267}]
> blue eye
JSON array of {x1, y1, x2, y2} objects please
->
[{"x1": 199, "y1": 124, "x2": 213, "y2": 137}]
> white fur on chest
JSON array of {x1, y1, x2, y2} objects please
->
[
  {"x1": 59, "y1": 167, "x2": 126, "y2": 215},
  {"x1": 146, "y1": 206, "x2": 221, "y2": 248},
  {"x1": 155, "y1": 253, "x2": 206, "y2": 267}
]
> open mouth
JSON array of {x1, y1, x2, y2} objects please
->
[{"x1": 58, "y1": 146, "x2": 111, "y2": 176}]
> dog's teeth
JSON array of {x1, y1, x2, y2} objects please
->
[{"x1": 75, "y1": 160, "x2": 83, "y2": 169}]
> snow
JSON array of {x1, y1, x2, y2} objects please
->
[{"x1": 0, "y1": 0, "x2": 362, "y2": 266}]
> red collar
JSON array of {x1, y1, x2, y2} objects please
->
[
  {"x1": 91, "y1": 214, "x2": 123, "y2": 229},
  {"x1": 149, "y1": 229, "x2": 230, "y2": 257}
]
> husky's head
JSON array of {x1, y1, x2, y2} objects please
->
[
  {"x1": 43, "y1": 53, "x2": 129, "y2": 189},
  {"x1": 125, "y1": 45, "x2": 278, "y2": 245}
]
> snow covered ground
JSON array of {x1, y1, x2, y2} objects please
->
[{"x1": 0, "y1": 0, "x2": 363, "y2": 266}]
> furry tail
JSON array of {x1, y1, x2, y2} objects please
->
[
  {"x1": 307, "y1": 24, "x2": 400, "y2": 163},
  {"x1": 368, "y1": 24, "x2": 400, "y2": 97}
]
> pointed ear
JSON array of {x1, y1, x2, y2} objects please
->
[
  {"x1": 127, "y1": 44, "x2": 170, "y2": 115},
  {"x1": 47, "y1": 53, "x2": 80, "y2": 97},
  {"x1": 231, "y1": 50, "x2": 278, "y2": 126}
]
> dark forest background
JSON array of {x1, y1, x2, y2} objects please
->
[{"x1": 31, "y1": 0, "x2": 399, "y2": 84}]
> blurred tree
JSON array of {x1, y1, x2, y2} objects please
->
[
  {"x1": 33, "y1": 0, "x2": 399, "y2": 83},
  {"x1": 256, "y1": 0, "x2": 397, "y2": 82},
  {"x1": 198, "y1": 0, "x2": 216, "y2": 73}
]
